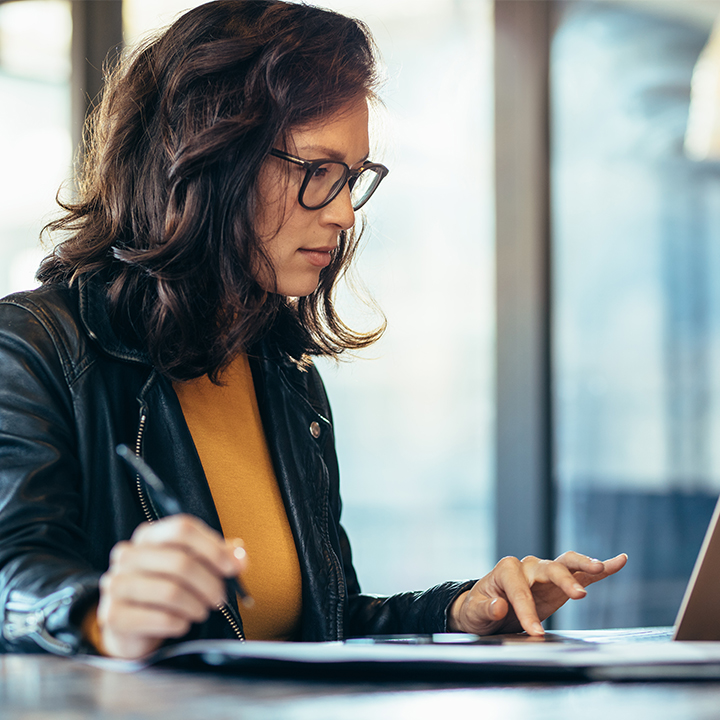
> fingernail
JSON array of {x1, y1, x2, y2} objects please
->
[
  {"x1": 590, "y1": 558, "x2": 601, "y2": 564},
  {"x1": 532, "y1": 623, "x2": 544, "y2": 635},
  {"x1": 233, "y1": 546, "x2": 247, "y2": 561},
  {"x1": 574, "y1": 583, "x2": 587, "y2": 594}
]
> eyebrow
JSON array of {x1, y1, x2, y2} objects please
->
[{"x1": 295, "y1": 144, "x2": 370, "y2": 167}]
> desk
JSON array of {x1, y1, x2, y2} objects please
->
[{"x1": 3, "y1": 654, "x2": 720, "y2": 720}]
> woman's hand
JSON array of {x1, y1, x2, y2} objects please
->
[
  {"x1": 96, "y1": 515, "x2": 247, "y2": 660},
  {"x1": 447, "y1": 552, "x2": 627, "y2": 636}
]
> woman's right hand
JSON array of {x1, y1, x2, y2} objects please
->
[{"x1": 96, "y1": 514, "x2": 247, "y2": 660}]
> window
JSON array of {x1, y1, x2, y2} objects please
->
[{"x1": 0, "y1": 0, "x2": 72, "y2": 297}]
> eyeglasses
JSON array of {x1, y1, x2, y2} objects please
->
[{"x1": 269, "y1": 149, "x2": 389, "y2": 211}]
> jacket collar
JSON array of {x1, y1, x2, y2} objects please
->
[
  {"x1": 78, "y1": 274, "x2": 152, "y2": 366},
  {"x1": 76, "y1": 273, "x2": 296, "y2": 375}
]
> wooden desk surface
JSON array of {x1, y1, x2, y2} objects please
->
[{"x1": 3, "y1": 653, "x2": 720, "y2": 720}]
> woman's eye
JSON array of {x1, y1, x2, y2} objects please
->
[{"x1": 311, "y1": 165, "x2": 331, "y2": 180}]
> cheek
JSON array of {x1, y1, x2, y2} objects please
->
[
  {"x1": 254, "y1": 213, "x2": 307, "y2": 293},
  {"x1": 263, "y1": 212, "x2": 304, "y2": 262}
]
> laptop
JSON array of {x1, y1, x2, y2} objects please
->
[
  {"x1": 555, "y1": 487, "x2": 720, "y2": 645},
  {"x1": 671, "y1": 487, "x2": 720, "y2": 641}
]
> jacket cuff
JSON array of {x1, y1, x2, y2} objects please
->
[
  {"x1": 442, "y1": 579, "x2": 477, "y2": 632},
  {"x1": 3, "y1": 576, "x2": 101, "y2": 655}
]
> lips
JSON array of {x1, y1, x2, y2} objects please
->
[{"x1": 298, "y1": 247, "x2": 335, "y2": 268}]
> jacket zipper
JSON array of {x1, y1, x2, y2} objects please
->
[
  {"x1": 3, "y1": 587, "x2": 76, "y2": 655},
  {"x1": 322, "y1": 489, "x2": 345, "y2": 640},
  {"x1": 134, "y1": 411, "x2": 153, "y2": 522},
  {"x1": 133, "y1": 408, "x2": 245, "y2": 641},
  {"x1": 312, "y1": 419, "x2": 344, "y2": 640}
]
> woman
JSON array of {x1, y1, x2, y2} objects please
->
[{"x1": 0, "y1": 0, "x2": 625, "y2": 660}]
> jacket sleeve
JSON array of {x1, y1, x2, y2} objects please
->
[
  {"x1": 0, "y1": 299, "x2": 101, "y2": 655},
  {"x1": 305, "y1": 364, "x2": 476, "y2": 638}
]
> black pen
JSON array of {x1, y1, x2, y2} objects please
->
[{"x1": 115, "y1": 443, "x2": 253, "y2": 608}]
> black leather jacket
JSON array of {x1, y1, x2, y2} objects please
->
[{"x1": 0, "y1": 278, "x2": 471, "y2": 654}]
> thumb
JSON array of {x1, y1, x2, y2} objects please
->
[
  {"x1": 460, "y1": 595, "x2": 510, "y2": 634},
  {"x1": 480, "y1": 596, "x2": 509, "y2": 623}
]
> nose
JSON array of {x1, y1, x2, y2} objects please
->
[{"x1": 320, "y1": 184, "x2": 356, "y2": 231}]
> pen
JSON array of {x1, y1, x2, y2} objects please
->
[{"x1": 115, "y1": 443, "x2": 254, "y2": 608}]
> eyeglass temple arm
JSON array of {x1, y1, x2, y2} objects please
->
[{"x1": 269, "y1": 149, "x2": 310, "y2": 168}]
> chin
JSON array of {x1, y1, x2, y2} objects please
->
[{"x1": 276, "y1": 275, "x2": 323, "y2": 298}]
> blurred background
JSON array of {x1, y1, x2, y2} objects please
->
[{"x1": 2, "y1": 0, "x2": 720, "y2": 630}]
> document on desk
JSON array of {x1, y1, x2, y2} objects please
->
[{"x1": 80, "y1": 633, "x2": 720, "y2": 681}]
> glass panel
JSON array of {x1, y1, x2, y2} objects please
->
[
  {"x1": 0, "y1": 0, "x2": 72, "y2": 297},
  {"x1": 552, "y1": 0, "x2": 720, "y2": 628},
  {"x1": 312, "y1": 0, "x2": 495, "y2": 594}
]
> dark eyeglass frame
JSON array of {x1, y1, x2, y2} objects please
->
[{"x1": 269, "y1": 148, "x2": 389, "y2": 211}]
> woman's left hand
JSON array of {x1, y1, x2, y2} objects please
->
[{"x1": 447, "y1": 552, "x2": 628, "y2": 636}]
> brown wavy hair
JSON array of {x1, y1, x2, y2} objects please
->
[{"x1": 38, "y1": 0, "x2": 385, "y2": 381}]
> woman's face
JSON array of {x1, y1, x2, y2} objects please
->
[{"x1": 255, "y1": 98, "x2": 370, "y2": 297}]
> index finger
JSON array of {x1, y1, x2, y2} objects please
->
[
  {"x1": 553, "y1": 551, "x2": 605, "y2": 573},
  {"x1": 131, "y1": 515, "x2": 238, "y2": 578},
  {"x1": 554, "y1": 551, "x2": 628, "y2": 585},
  {"x1": 493, "y1": 557, "x2": 545, "y2": 635}
]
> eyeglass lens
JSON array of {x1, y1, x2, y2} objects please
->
[{"x1": 303, "y1": 162, "x2": 383, "y2": 210}]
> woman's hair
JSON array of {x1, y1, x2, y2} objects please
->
[{"x1": 39, "y1": 0, "x2": 385, "y2": 381}]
